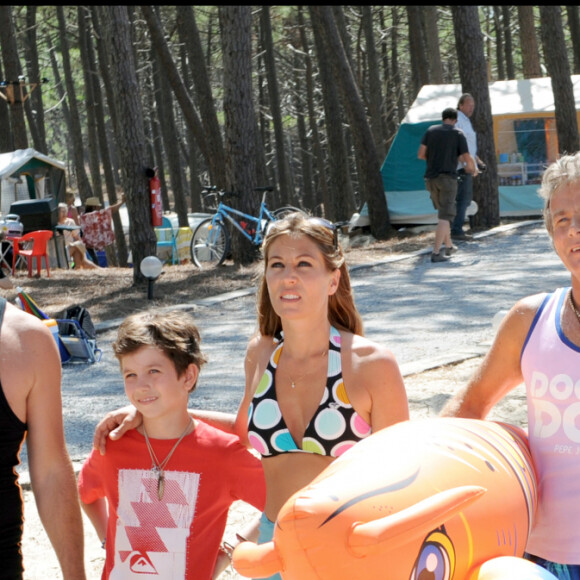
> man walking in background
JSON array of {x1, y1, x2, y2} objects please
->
[
  {"x1": 418, "y1": 107, "x2": 475, "y2": 262},
  {"x1": 451, "y1": 93, "x2": 485, "y2": 241}
]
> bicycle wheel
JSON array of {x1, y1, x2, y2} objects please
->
[
  {"x1": 271, "y1": 206, "x2": 304, "y2": 219},
  {"x1": 191, "y1": 217, "x2": 230, "y2": 268}
]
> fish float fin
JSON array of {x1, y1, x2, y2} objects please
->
[
  {"x1": 232, "y1": 541, "x2": 283, "y2": 578},
  {"x1": 469, "y1": 556, "x2": 559, "y2": 580},
  {"x1": 348, "y1": 485, "x2": 486, "y2": 557}
]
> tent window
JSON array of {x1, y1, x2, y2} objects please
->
[
  {"x1": 513, "y1": 119, "x2": 546, "y2": 164},
  {"x1": 497, "y1": 117, "x2": 556, "y2": 185}
]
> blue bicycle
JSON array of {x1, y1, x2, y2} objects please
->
[{"x1": 190, "y1": 186, "x2": 301, "y2": 267}]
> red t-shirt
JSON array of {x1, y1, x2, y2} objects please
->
[{"x1": 78, "y1": 422, "x2": 265, "y2": 579}]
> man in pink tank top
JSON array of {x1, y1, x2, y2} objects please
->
[{"x1": 441, "y1": 152, "x2": 580, "y2": 579}]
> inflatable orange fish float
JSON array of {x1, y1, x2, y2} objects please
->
[{"x1": 233, "y1": 418, "x2": 557, "y2": 579}]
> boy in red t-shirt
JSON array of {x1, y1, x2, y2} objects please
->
[{"x1": 78, "y1": 311, "x2": 265, "y2": 579}]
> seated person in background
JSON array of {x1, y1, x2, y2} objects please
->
[
  {"x1": 80, "y1": 195, "x2": 125, "y2": 266},
  {"x1": 58, "y1": 204, "x2": 101, "y2": 270},
  {"x1": 78, "y1": 310, "x2": 265, "y2": 580},
  {"x1": 65, "y1": 192, "x2": 81, "y2": 226}
]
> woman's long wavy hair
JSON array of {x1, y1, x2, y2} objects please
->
[{"x1": 256, "y1": 212, "x2": 363, "y2": 337}]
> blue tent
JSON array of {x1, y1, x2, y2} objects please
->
[{"x1": 380, "y1": 77, "x2": 580, "y2": 224}]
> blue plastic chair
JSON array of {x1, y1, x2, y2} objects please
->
[{"x1": 155, "y1": 216, "x2": 178, "y2": 264}]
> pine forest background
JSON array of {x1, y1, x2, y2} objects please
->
[{"x1": 0, "y1": 6, "x2": 578, "y2": 280}]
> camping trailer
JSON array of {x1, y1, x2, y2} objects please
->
[
  {"x1": 381, "y1": 76, "x2": 580, "y2": 225},
  {"x1": 0, "y1": 148, "x2": 66, "y2": 216}
]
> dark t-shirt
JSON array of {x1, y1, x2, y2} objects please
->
[{"x1": 421, "y1": 123, "x2": 469, "y2": 179}]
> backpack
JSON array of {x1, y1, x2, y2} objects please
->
[
  {"x1": 57, "y1": 304, "x2": 101, "y2": 364},
  {"x1": 58, "y1": 305, "x2": 96, "y2": 338}
]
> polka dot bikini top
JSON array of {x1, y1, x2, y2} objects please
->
[{"x1": 247, "y1": 326, "x2": 371, "y2": 458}]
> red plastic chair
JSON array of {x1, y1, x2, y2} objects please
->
[{"x1": 12, "y1": 230, "x2": 53, "y2": 278}]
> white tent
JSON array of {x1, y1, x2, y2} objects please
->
[
  {"x1": 0, "y1": 148, "x2": 66, "y2": 215},
  {"x1": 401, "y1": 76, "x2": 580, "y2": 124}
]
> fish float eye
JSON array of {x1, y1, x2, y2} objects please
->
[{"x1": 410, "y1": 529, "x2": 455, "y2": 580}]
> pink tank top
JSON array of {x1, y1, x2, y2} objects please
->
[{"x1": 521, "y1": 287, "x2": 580, "y2": 563}]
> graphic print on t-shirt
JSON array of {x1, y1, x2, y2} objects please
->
[{"x1": 110, "y1": 469, "x2": 200, "y2": 578}]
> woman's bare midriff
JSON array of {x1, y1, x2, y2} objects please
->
[{"x1": 262, "y1": 452, "x2": 334, "y2": 521}]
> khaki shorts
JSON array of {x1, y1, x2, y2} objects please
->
[{"x1": 425, "y1": 175, "x2": 458, "y2": 222}]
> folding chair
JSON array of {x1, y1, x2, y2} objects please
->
[
  {"x1": 57, "y1": 304, "x2": 102, "y2": 364},
  {"x1": 155, "y1": 216, "x2": 178, "y2": 264},
  {"x1": 12, "y1": 230, "x2": 53, "y2": 277},
  {"x1": 56, "y1": 318, "x2": 102, "y2": 364}
]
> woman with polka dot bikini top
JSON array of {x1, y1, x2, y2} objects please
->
[{"x1": 222, "y1": 213, "x2": 409, "y2": 580}]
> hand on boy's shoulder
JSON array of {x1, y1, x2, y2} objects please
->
[{"x1": 93, "y1": 404, "x2": 141, "y2": 455}]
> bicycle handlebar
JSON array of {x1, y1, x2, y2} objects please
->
[
  {"x1": 201, "y1": 185, "x2": 274, "y2": 199},
  {"x1": 201, "y1": 188, "x2": 238, "y2": 200}
]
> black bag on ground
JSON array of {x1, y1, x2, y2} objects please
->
[
  {"x1": 58, "y1": 305, "x2": 96, "y2": 339},
  {"x1": 57, "y1": 304, "x2": 101, "y2": 364}
]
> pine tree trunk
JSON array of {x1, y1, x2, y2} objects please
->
[
  {"x1": 151, "y1": 47, "x2": 188, "y2": 228},
  {"x1": 378, "y1": 8, "x2": 397, "y2": 150},
  {"x1": 298, "y1": 6, "x2": 327, "y2": 213},
  {"x1": 311, "y1": 11, "x2": 354, "y2": 221},
  {"x1": 518, "y1": 7, "x2": 542, "y2": 79},
  {"x1": 261, "y1": 7, "x2": 294, "y2": 206},
  {"x1": 502, "y1": 6, "x2": 515, "y2": 79},
  {"x1": 97, "y1": 6, "x2": 156, "y2": 283},
  {"x1": 0, "y1": 6, "x2": 28, "y2": 150},
  {"x1": 0, "y1": 59, "x2": 12, "y2": 152},
  {"x1": 78, "y1": 8, "x2": 103, "y2": 199},
  {"x1": 56, "y1": 6, "x2": 94, "y2": 202},
  {"x1": 423, "y1": 6, "x2": 443, "y2": 84},
  {"x1": 361, "y1": 6, "x2": 387, "y2": 161},
  {"x1": 407, "y1": 6, "x2": 429, "y2": 100},
  {"x1": 24, "y1": 6, "x2": 47, "y2": 152},
  {"x1": 452, "y1": 6, "x2": 500, "y2": 228},
  {"x1": 567, "y1": 6, "x2": 580, "y2": 75},
  {"x1": 46, "y1": 33, "x2": 73, "y2": 163},
  {"x1": 292, "y1": 50, "x2": 313, "y2": 211},
  {"x1": 90, "y1": 7, "x2": 128, "y2": 267},
  {"x1": 219, "y1": 5, "x2": 260, "y2": 265},
  {"x1": 540, "y1": 6, "x2": 580, "y2": 155},
  {"x1": 91, "y1": 8, "x2": 125, "y2": 194},
  {"x1": 144, "y1": 71, "x2": 170, "y2": 211},
  {"x1": 494, "y1": 7, "x2": 505, "y2": 80},
  {"x1": 391, "y1": 7, "x2": 406, "y2": 124}
]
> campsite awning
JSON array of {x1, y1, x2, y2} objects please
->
[{"x1": 0, "y1": 148, "x2": 66, "y2": 215}]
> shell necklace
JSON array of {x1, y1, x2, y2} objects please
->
[
  {"x1": 568, "y1": 289, "x2": 580, "y2": 326},
  {"x1": 143, "y1": 418, "x2": 193, "y2": 500}
]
